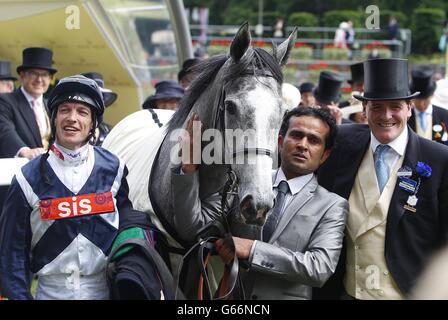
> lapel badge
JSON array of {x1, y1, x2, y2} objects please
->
[
  {"x1": 397, "y1": 165, "x2": 413, "y2": 178},
  {"x1": 398, "y1": 177, "x2": 417, "y2": 194},
  {"x1": 433, "y1": 124, "x2": 443, "y2": 133},
  {"x1": 404, "y1": 195, "x2": 418, "y2": 213}
]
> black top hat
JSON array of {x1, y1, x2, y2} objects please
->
[
  {"x1": 16, "y1": 47, "x2": 57, "y2": 75},
  {"x1": 0, "y1": 60, "x2": 17, "y2": 81},
  {"x1": 348, "y1": 62, "x2": 364, "y2": 85},
  {"x1": 410, "y1": 67, "x2": 436, "y2": 99},
  {"x1": 177, "y1": 58, "x2": 202, "y2": 82},
  {"x1": 82, "y1": 72, "x2": 118, "y2": 107},
  {"x1": 313, "y1": 71, "x2": 344, "y2": 104},
  {"x1": 354, "y1": 59, "x2": 419, "y2": 101},
  {"x1": 142, "y1": 80, "x2": 184, "y2": 109},
  {"x1": 299, "y1": 82, "x2": 315, "y2": 93}
]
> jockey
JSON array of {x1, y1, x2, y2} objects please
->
[{"x1": 0, "y1": 75, "x2": 135, "y2": 300}]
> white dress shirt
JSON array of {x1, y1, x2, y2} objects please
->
[{"x1": 370, "y1": 126, "x2": 408, "y2": 178}]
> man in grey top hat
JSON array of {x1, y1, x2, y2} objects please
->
[
  {"x1": 0, "y1": 60, "x2": 17, "y2": 93},
  {"x1": 316, "y1": 58, "x2": 448, "y2": 300},
  {"x1": 0, "y1": 47, "x2": 57, "y2": 159}
]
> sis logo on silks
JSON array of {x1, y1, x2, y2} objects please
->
[{"x1": 39, "y1": 192, "x2": 115, "y2": 221}]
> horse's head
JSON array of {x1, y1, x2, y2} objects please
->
[{"x1": 219, "y1": 23, "x2": 297, "y2": 225}]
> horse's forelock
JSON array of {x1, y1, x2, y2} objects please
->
[
  {"x1": 167, "y1": 47, "x2": 283, "y2": 133},
  {"x1": 167, "y1": 54, "x2": 228, "y2": 133}
]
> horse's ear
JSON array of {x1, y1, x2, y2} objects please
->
[
  {"x1": 230, "y1": 21, "x2": 251, "y2": 63},
  {"x1": 273, "y1": 26, "x2": 298, "y2": 66}
]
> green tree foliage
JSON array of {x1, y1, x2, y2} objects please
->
[
  {"x1": 380, "y1": 10, "x2": 408, "y2": 28},
  {"x1": 411, "y1": 8, "x2": 446, "y2": 54},
  {"x1": 288, "y1": 12, "x2": 319, "y2": 39},
  {"x1": 323, "y1": 10, "x2": 364, "y2": 27}
]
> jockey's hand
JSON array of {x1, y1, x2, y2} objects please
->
[{"x1": 180, "y1": 112, "x2": 202, "y2": 173}]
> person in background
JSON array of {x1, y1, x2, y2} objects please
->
[
  {"x1": 178, "y1": 58, "x2": 202, "y2": 89},
  {"x1": 0, "y1": 47, "x2": 57, "y2": 160},
  {"x1": 142, "y1": 80, "x2": 184, "y2": 111},
  {"x1": 340, "y1": 62, "x2": 366, "y2": 124},
  {"x1": 408, "y1": 67, "x2": 448, "y2": 145},
  {"x1": 299, "y1": 82, "x2": 316, "y2": 107},
  {"x1": 313, "y1": 71, "x2": 347, "y2": 124},
  {"x1": 81, "y1": 72, "x2": 118, "y2": 146},
  {"x1": 0, "y1": 60, "x2": 16, "y2": 93}
]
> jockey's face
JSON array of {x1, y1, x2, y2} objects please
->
[
  {"x1": 278, "y1": 115, "x2": 330, "y2": 179},
  {"x1": 55, "y1": 102, "x2": 93, "y2": 150}
]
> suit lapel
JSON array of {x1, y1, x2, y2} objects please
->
[
  {"x1": 269, "y1": 176, "x2": 317, "y2": 243},
  {"x1": 409, "y1": 110, "x2": 417, "y2": 132},
  {"x1": 386, "y1": 127, "x2": 419, "y2": 235},
  {"x1": 15, "y1": 89, "x2": 42, "y2": 146},
  {"x1": 334, "y1": 126, "x2": 371, "y2": 200}
]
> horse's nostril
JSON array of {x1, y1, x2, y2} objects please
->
[{"x1": 240, "y1": 195, "x2": 254, "y2": 210}]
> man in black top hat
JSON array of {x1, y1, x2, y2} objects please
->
[
  {"x1": 313, "y1": 71, "x2": 347, "y2": 124},
  {"x1": 142, "y1": 80, "x2": 184, "y2": 111},
  {"x1": 339, "y1": 62, "x2": 366, "y2": 123},
  {"x1": 0, "y1": 60, "x2": 17, "y2": 93},
  {"x1": 316, "y1": 58, "x2": 448, "y2": 300},
  {"x1": 298, "y1": 82, "x2": 315, "y2": 107},
  {"x1": 0, "y1": 47, "x2": 57, "y2": 159},
  {"x1": 408, "y1": 67, "x2": 448, "y2": 145},
  {"x1": 81, "y1": 72, "x2": 118, "y2": 146}
]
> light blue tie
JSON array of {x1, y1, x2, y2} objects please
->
[
  {"x1": 419, "y1": 112, "x2": 427, "y2": 131},
  {"x1": 374, "y1": 144, "x2": 391, "y2": 193}
]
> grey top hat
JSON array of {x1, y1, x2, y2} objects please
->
[
  {"x1": 354, "y1": 58, "x2": 419, "y2": 101},
  {"x1": 0, "y1": 60, "x2": 17, "y2": 81},
  {"x1": 16, "y1": 47, "x2": 57, "y2": 74}
]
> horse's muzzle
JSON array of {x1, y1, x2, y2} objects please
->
[{"x1": 240, "y1": 195, "x2": 272, "y2": 226}]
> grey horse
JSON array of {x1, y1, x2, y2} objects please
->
[{"x1": 149, "y1": 22, "x2": 297, "y2": 247}]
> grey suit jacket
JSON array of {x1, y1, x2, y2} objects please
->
[
  {"x1": 170, "y1": 167, "x2": 348, "y2": 300},
  {"x1": 243, "y1": 173, "x2": 348, "y2": 300}
]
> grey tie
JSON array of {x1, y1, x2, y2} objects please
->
[{"x1": 263, "y1": 180, "x2": 289, "y2": 241}]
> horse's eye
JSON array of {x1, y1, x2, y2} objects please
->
[{"x1": 225, "y1": 101, "x2": 237, "y2": 115}]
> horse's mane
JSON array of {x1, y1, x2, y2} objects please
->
[{"x1": 167, "y1": 47, "x2": 283, "y2": 132}]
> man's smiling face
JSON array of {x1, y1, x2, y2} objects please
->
[{"x1": 365, "y1": 99, "x2": 412, "y2": 144}]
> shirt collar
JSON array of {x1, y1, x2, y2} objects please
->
[
  {"x1": 274, "y1": 167, "x2": 314, "y2": 196},
  {"x1": 414, "y1": 104, "x2": 433, "y2": 115},
  {"x1": 51, "y1": 142, "x2": 91, "y2": 166},
  {"x1": 370, "y1": 125, "x2": 408, "y2": 157},
  {"x1": 20, "y1": 86, "x2": 44, "y2": 106}
]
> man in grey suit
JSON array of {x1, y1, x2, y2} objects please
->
[{"x1": 216, "y1": 107, "x2": 348, "y2": 299}]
